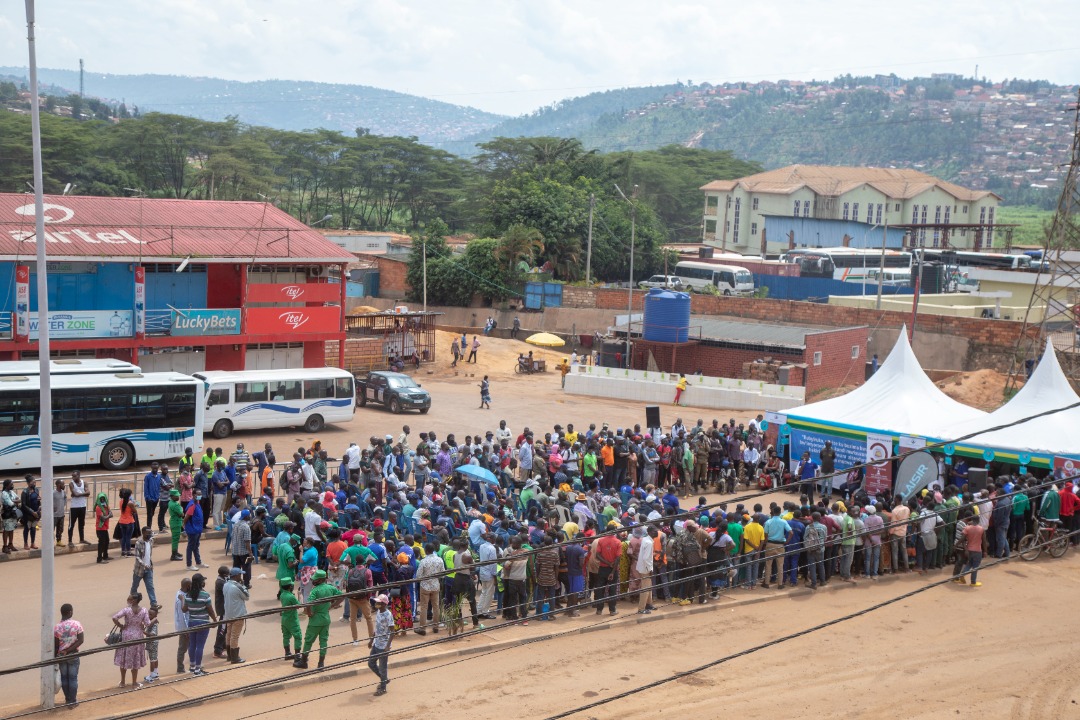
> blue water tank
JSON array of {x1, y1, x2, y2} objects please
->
[{"x1": 643, "y1": 288, "x2": 690, "y2": 343}]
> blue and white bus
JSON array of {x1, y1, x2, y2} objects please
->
[
  {"x1": 0, "y1": 371, "x2": 203, "y2": 471},
  {"x1": 0, "y1": 358, "x2": 140, "y2": 378},
  {"x1": 194, "y1": 368, "x2": 356, "y2": 439}
]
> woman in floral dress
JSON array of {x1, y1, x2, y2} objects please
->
[
  {"x1": 111, "y1": 593, "x2": 150, "y2": 687},
  {"x1": 388, "y1": 550, "x2": 414, "y2": 634}
]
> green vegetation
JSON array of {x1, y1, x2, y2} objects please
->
[{"x1": 996, "y1": 205, "x2": 1054, "y2": 248}]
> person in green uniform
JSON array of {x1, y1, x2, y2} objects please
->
[
  {"x1": 276, "y1": 534, "x2": 300, "y2": 584},
  {"x1": 293, "y1": 569, "x2": 342, "y2": 669},
  {"x1": 277, "y1": 578, "x2": 302, "y2": 659},
  {"x1": 167, "y1": 490, "x2": 185, "y2": 561}
]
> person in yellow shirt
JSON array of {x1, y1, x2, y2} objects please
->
[
  {"x1": 565, "y1": 424, "x2": 579, "y2": 446},
  {"x1": 740, "y1": 516, "x2": 765, "y2": 588},
  {"x1": 673, "y1": 374, "x2": 688, "y2": 406},
  {"x1": 559, "y1": 359, "x2": 571, "y2": 388}
]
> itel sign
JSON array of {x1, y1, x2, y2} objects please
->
[
  {"x1": 246, "y1": 283, "x2": 340, "y2": 303},
  {"x1": 246, "y1": 306, "x2": 339, "y2": 335}
]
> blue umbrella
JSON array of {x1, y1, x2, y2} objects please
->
[{"x1": 456, "y1": 464, "x2": 499, "y2": 486}]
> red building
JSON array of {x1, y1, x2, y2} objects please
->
[{"x1": 0, "y1": 193, "x2": 355, "y2": 371}]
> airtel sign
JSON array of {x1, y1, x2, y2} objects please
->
[{"x1": 9, "y1": 203, "x2": 144, "y2": 246}]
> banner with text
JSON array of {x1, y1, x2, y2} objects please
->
[
  {"x1": 246, "y1": 283, "x2": 340, "y2": 304},
  {"x1": 134, "y1": 265, "x2": 146, "y2": 339},
  {"x1": 1054, "y1": 456, "x2": 1080, "y2": 483},
  {"x1": 30, "y1": 310, "x2": 132, "y2": 340},
  {"x1": 14, "y1": 264, "x2": 29, "y2": 341},
  {"x1": 171, "y1": 309, "x2": 241, "y2": 336},
  {"x1": 865, "y1": 432, "x2": 894, "y2": 495},
  {"x1": 790, "y1": 428, "x2": 863, "y2": 470},
  {"x1": 246, "y1": 306, "x2": 340, "y2": 335}
]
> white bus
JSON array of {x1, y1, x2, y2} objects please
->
[
  {"x1": 194, "y1": 367, "x2": 356, "y2": 439},
  {"x1": 915, "y1": 249, "x2": 1032, "y2": 271},
  {"x1": 779, "y1": 248, "x2": 913, "y2": 282},
  {"x1": 0, "y1": 358, "x2": 140, "y2": 377},
  {"x1": 673, "y1": 261, "x2": 755, "y2": 295},
  {"x1": 0, "y1": 371, "x2": 203, "y2": 471}
]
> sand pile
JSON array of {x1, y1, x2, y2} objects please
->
[{"x1": 937, "y1": 369, "x2": 1014, "y2": 411}]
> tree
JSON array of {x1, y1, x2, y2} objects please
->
[
  {"x1": 496, "y1": 224, "x2": 544, "y2": 277},
  {"x1": 406, "y1": 219, "x2": 452, "y2": 303}
]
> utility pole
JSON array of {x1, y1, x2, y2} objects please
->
[
  {"x1": 875, "y1": 219, "x2": 888, "y2": 310},
  {"x1": 78, "y1": 58, "x2": 83, "y2": 98},
  {"x1": 25, "y1": 0, "x2": 56, "y2": 706},
  {"x1": 422, "y1": 237, "x2": 427, "y2": 313},
  {"x1": 585, "y1": 194, "x2": 595, "y2": 285},
  {"x1": 615, "y1": 184, "x2": 637, "y2": 367}
]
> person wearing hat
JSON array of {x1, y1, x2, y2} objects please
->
[
  {"x1": 223, "y1": 567, "x2": 250, "y2": 663},
  {"x1": 277, "y1": 578, "x2": 302, "y2": 660},
  {"x1": 166, "y1": 489, "x2": 185, "y2": 561},
  {"x1": 862, "y1": 504, "x2": 885, "y2": 580},
  {"x1": 293, "y1": 568, "x2": 342, "y2": 669},
  {"x1": 275, "y1": 533, "x2": 300, "y2": 588},
  {"x1": 368, "y1": 593, "x2": 393, "y2": 696}
]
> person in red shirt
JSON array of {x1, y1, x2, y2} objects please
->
[
  {"x1": 593, "y1": 527, "x2": 623, "y2": 616},
  {"x1": 1058, "y1": 485, "x2": 1080, "y2": 546},
  {"x1": 956, "y1": 520, "x2": 988, "y2": 587}
]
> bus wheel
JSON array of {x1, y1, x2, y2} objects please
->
[
  {"x1": 211, "y1": 419, "x2": 233, "y2": 439},
  {"x1": 101, "y1": 440, "x2": 134, "y2": 471},
  {"x1": 304, "y1": 414, "x2": 325, "y2": 433}
]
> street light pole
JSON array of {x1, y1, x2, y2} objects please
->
[
  {"x1": 422, "y1": 237, "x2": 427, "y2": 313},
  {"x1": 25, "y1": 0, "x2": 56, "y2": 706},
  {"x1": 875, "y1": 219, "x2": 889, "y2": 310},
  {"x1": 615, "y1": 184, "x2": 637, "y2": 367}
]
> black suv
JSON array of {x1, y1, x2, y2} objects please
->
[{"x1": 356, "y1": 371, "x2": 431, "y2": 414}]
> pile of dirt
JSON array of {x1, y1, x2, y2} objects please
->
[
  {"x1": 424, "y1": 329, "x2": 570, "y2": 382},
  {"x1": 350, "y1": 305, "x2": 382, "y2": 314},
  {"x1": 937, "y1": 369, "x2": 1014, "y2": 411}
]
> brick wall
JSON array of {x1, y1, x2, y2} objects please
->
[
  {"x1": 325, "y1": 337, "x2": 386, "y2": 373},
  {"x1": 374, "y1": 256, "x2": 410, "y2": 300},
  {"x1": 803, "y1": 327, "x2": 868, "y2": 395},
  {"x1": 567, "y1": 286, "x2": 1024, "y2": 350}
]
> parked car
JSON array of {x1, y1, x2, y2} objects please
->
[
  {"x1": 356, "y1": 370, "x2": 431, "y2": 414},
  {"x1": 638, "y1": 275, "x2": 684, "y2": 290}
]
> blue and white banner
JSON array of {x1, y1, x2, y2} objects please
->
[
  {"x1": 790, "y1": 428, "x2": 864, "y2": 469},
  {"x1": 171, "y1": 309, "x2": 241, "y2": 336},
  {"x1": 29, "y1": 310, "x2": 132, "y2": 340}
]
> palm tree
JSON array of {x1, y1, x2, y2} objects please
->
[
  {"x1": 543, "y1": 235, "x2": 583, "y2": 281},
  {"x1": 497, "y1": 224, "x2": 544, "y2": 276}
]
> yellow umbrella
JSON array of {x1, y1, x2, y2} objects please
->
[{"x1": 525, "y1": 332, "x2": 565, "y2": 347}]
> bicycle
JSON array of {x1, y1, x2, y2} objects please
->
[{"x1": 1017, "y1": 519, "x2": 1070, "y2": 561}]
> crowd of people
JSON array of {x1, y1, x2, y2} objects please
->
[{"x1": 26, "y1": 415, "x2": 1077, "y2": 707}]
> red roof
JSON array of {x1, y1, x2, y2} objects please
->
[{"x1": 0, "y1": 194, "x2": 355, "y2": 263}]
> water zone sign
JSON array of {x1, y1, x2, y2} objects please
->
[{"x1": 14, "y1": 264, "x2": 29, "y2": 341}]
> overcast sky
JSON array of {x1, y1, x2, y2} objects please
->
[{"x1": 2, "y1": 0, "x2": 1078, "y2": 117}]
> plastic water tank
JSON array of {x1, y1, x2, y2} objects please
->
[{"x1": 643, "y1": 288, "x2": 690, "y2": 343}]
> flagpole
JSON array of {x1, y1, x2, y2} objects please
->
[{"x1": 25, "y1": 0, "x2": 56, "y2": 707}]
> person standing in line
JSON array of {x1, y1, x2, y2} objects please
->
[
  {"x1": 181, "y1": 573, "x2": 216, "y2": 676},
  {"x1": 183, "y1": 489, "x2": 206, "y2": 571},
  {"x1": 839, "y1": 504, "x2": 859, "y2": 583},
  {"x1": 20, "y1": 474, "x2": 41, "y2": 550},
  {"x1": 818, "y1": 441, "x2": 836, "y2": 499},
  {"x1": 167, "y1": 490, "x2": 184, "y2": 561},
  {"x1": 413, "y1": 544, "x2": 442, "y2": 635},
  {"x1": 278, "y1": 578, "x2": 302, "y2": 660},
  {"x1": 804, "y1": 512, "x2": 828, "y2": 589},
  {"x1": 111, "y1": 593, "x2": 150, "y2": 688},
  {"x1": 955, "y1": 512, "x2": 988, "y2": 587},
  {"x1": 211, "y1": 460, "x2": 229, "y2": 531},
  {"x1": 156, "y1": 464, "x2": 174, "y2": 531},
  {"x1": 130, "y1": 526, "x2": 159, "y2": 608},
  {"x1": 223, "y1": 568, "x2": 250, "y2": 664},
  {"x1": 889, "y1": 495, "x2": 911, "y2": 573},
  {"x1": 68, "y1": 470, "x2": 90, "y2": 545},
  {"x1": 0, "y1": 479, "x2": 18, "y2": 554},
  {"x1": 293, "y1": 569, "x2": 343, "y2": 669},
  {"x1": 212, "y1": 565, "x2": 231, "y2": 660},
  {"x1": 94, "y1": 493, "x2": 113, "y2": 564},
  {"x1": 52, "y1": 478, "x2": 67, "y2": 547},
  {"x1": 53, "y1": 603, "x2": 84, "y2": 707},
  {"x1": 479, "y1": 376, "x2": 491, "y2": 409},
  {"x1": 232, "y1": 509, "x2": 254, "y2": 588},
  {"x1": 476, "y1": 532, "x2": 499, "y2": 619},
  {"x1": 673, "y1": 374, "x2": 688, "y2": 406},
  {"x1": 467, "y1": 336, "x2": 480, "y2": 363},
  {"x1": 636, "y1": 526, "x2": 655, "y2": 614},
  {"x1": 142, "y1": 462, "x2": 162, "y2": 531},
  {"x1": 143, "y1": 606, "x2": 161, "y2": 683},
  {"x1": 451, "y1": 339, "x2": 461, "y2": 368},
  {"x1": 174, "y1": 578, "x2": 191, "y2": 674},
  {"x1": 116, "y1": 488, "x2": 136, "y2": 557},
  {"x1": 369, "y1": 594, "x2": 393, "y2": 696}
]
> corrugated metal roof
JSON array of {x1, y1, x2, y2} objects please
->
[
  {"x1": 700, "y1": 165, "x2": 1001, "y2": 203},
  {"x1": 691, "y1": 317, "x2": 860, "y2": 349},
  {"x1": 0, "y1": 194, "x2": 356, "y2": 263}
]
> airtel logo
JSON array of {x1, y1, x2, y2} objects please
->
[
  {"x1": 281, "y1": 285, "x2": 305, "y2": 300},
  {"x1": 278, "y1": 311, "x2": 309, "y2": 330},
  {"x1": 14, "y1": 203, "x2": 75, "y2": 224}
]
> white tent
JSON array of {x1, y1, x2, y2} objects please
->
[
  {"x1": 950, "y1": 342, "x2": 1080, "y2": 461},
  {"x1": 785, "y1": 328, "x2": 987, "y2": 441}
]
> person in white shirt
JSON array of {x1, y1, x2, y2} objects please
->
[
  {"x1": 174, "y1": 578, "x2": 191, "y2": 674},
  {"x1": 494, "y1": 420, "x2": 512, "y2": 445},
  {"x1": 344, "y1": 443, "x2": 361, "y2": 484},
  {"x1": 636, "y1": 527, "x2": 656, "y2": 614}
]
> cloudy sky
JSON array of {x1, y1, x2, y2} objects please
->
[{"x1": 2, "y1": 0, "x2": 1078, "y2": 116}]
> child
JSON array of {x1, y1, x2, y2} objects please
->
[
  {"x1": 143, "y1": 607, "x2": 160, "y2": 683},
  {"x1": 278, "y1": 578, "x2": 301, "y2": 659}
]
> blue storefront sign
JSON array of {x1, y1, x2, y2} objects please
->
[
  {"x1": 29, "y1": 310, "x2": 132, "y2": 340},
  {"x1": 170, "y1": 309, "x2": 241, "y2": 336}
]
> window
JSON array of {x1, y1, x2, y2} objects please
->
[
  {"x1": 750, "y1": 222, "x2": 757, "y2": 236},
  {"x1": 963, "y1": 205, "x2": 968, "y2": 214},
  {"x1": 235, "y1": 382, "x2": 269, "y2": 403},
  {"x1": 933, "y1": 205, "x2": 942, "y2": 246},
  {"x1": 852, "y1": 203, "x2": 859, "y2": 221},
  {"x1": 812, "y1": 351, "x2": 822, "y2": 366},
  {"x1": 851, "y1": 345, "x2": 860, "y2": 359},
  {"x1": 752, "y1": 197, "x2": 759, "y2": 210},
  {"x1": 208, "y1": 387, "x2": 230, "y2": 407},
  {"x1": 876, "y1": 204, "x2": 883, "y2": 224},
  {"x1": 705, "y1": 219, "x2": 716, "y2": 235},
  {"x1": 802, "y1": 200, "x2": 810, "y2": 218},
  {"x1": 335, "y1": 377, "x2": 354, "y2": 399},
  {"x1": 988, "y1": 207, "x2": 995, "y2": 243},
  {"x1": 895, "y1": 203, "x2": 900, "y2": 211},
  {"x1": 733, "y1": 198, "x2": 741, "y2": 244},
  {"x1": 920, "y1": 205, "x2": 928, "y2": 244},
  {"x1": 164, "y1": 389, "x2": 196, "y2": 426},
  {"x1": 793, "y1": 200, "x2": 800, "y2": 217},
  {"x1": 842, "y1": 202, "x2": 850, "y2": 221},
  {"x1": 866, "y1": 205, "x2": 873, "y2": 223},
  {"x1": 0, "y1": 391, "x2": 38, "y2": 437},
  {"x1": 51, "y1": 394, "x2": 83, "y2": 434},
  {"x1": 706, "y1": 195, "x2": 718, "y2": 211},
  {"x1": 303, "y1": 378, "x2": 334, "y2": 399},
  {"x1": 726, "y1": 195, "x2": 732, "y2": 208},
  {"x1": 270, "y1": 380, "x2": 301, "y2": 401}
]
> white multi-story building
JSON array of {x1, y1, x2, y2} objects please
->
[{"x1": 701, "y1": 165, "x2": 1001, "y2": 254}]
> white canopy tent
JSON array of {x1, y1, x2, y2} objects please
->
[
  {"x1": 785, "y1": 328, "x2": 987, "y2": 440},
  {"x1": 949, "y1": 342, "x2": 1080, "y2": 463}
]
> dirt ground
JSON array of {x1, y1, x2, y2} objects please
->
[
  {"x1": 936, "y1": 369, "x2": 1012, "y2": 411},
  {"x1": 429, "y1": 329, "x2": 570, "y2": 382}
]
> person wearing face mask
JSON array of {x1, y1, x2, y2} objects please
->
[{"x1": 183, "y1": 488, "x2": 207, "y2": 571}]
